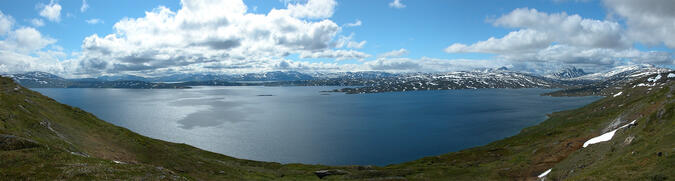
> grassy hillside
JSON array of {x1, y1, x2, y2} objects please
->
[
  {"x1": 1, "y1": 72, "x2": 673, "y2": 180},
  {"x1": 0, "y1": 76, "x2": 324, "y2": 180}
]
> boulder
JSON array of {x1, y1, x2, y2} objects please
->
[
  {"x1": 314, "y1": 169, "x2": 349, "y2": 179},
  {"x1": 0, "y1": 134, "x2": 40, "y2": 151}
]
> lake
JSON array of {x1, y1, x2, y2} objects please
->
[{"x1": 34, "y1": 87, "x2": 601, "y2": 166}]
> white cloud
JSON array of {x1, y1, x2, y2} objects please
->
[
  {"x1": 346, "y1": 40, "x2": 366, "y2": 49},
  {"x1": 0, "y1": 11, "x2": 14, "y2": 35},
  {"x1": 451, "y1": 7, "x2": 629, "y2": 54},
  {"x1": 603, "y1": 0, "x2": 675, "y2": 48},
  {"x1": 3, "y1": 27, "x2": 56, "y2": 53},
  {"x1": 445, "y1": 8, "x2": 672, "y2": 68},
  {"x1": 0, "y1": 14, "x2": 63, "y2": 75},
  {"x1": 445, "y1": 29, "x2": 550, "y2": 54},
  {"x1": 85, "y1": 18, "x2": 103, "y2": 24},
  {"x1": 344, "y1": 19, "x2": 362, "y2": 27},
  {"x1": 389, "y1": 0, "x2": 406, "y2": 9},
  {"x1": 0, "y1": 48, "x2": 65, "y2": 74},
  {"x1": 492, "y1": 8, "x2": 628, "y2": 49},
  {"x1": 39, "y1": 0, "x2": 62, "y2": 22},
  {"x1": 81, "y1": 0, "x2": 89, "y2": 12},
  {"x1": 365, "y1": 57, "x2": 509, "y2": 72},
  {"x1": 65, "y1": 0, "x2": 368, "y2": 76},
  {"x1": 31, "y1": 18, "x2": 45, "y2": 27},
  {"x1": 500, "y1": 44, "x2": 674, "y2": 66},
  {"x1": 379, "y1": 48, "x2": 409, "y2": 58},
  {"x1": 275, "y1": 0, "x2": 337, "y2": 19},
  {"x1": 299, "y1": 49, "x2": 370, "y2": 61},
  {"x1": 335, "y1": 33, "x2": 366, "y2": 49}
]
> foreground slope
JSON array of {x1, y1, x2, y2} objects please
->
[
  {"x1": 0, "y1": 76, "x2": 324, "y2": 180},
  {"x1": 0, "y1": 73, "x2": 673, "y2": 180}
]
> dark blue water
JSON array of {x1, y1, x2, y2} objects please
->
[{"x1": 34, "y1": 87, "x2": 601, "y2": 166}]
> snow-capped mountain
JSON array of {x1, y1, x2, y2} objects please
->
[
  {"x1": 572, "y1": 64, "x2": 670, "y2": 81},
  {"x1": 5, "y1": 65, "x2": 672, "y2": 93},
  {"x1": 152, "y1": 73, "x2": 232, "y2": 82},
  {"x1": 236, "y1": 71, "x2": 314, "y2": 81},
  {"x1": 96, "y1": 74, "x2": 150, "y2": 82},
  {"x1": 547, "y1": 67, "x2": 587, "y2": 79},
  {"x1": 310, "y1": 71, "x2": 397, "y2": 79},
  {"x1": 331, "y1": 70, "x2": 561, "y2": 94},
  {"x1": 148, "y1": 71, "x2": 313, "y2": 82},
  {"x1": 2, "y1": 72, "x2": 189, "y2": 89},
  {"x1": 4, "y1": 72, "x2": 69, "y2": 88}
]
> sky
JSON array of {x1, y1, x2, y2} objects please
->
[{"x1": 0, "y1": 0, "x2": 673, "y2": 78}]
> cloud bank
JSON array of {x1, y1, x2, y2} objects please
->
[
  {"x1": 62, "y1": 0, "x2": 376, "y2": 76},
  {"x1": 445, "y1": 6, "x2": 674, "y2": 69}
]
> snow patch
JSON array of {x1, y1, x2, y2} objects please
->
[
  {"x1": 538, "y1": 168, "x2": 552, "y2": 178},
  {"x1": 636, "y1": 83, "x2": 654, "y2": 87},
  {"x1": 647, "y1": 74, "x2": 662, "y2": 82},
  {"x1": 668, "y1": 73, "x2": 675, "y2": 78},
  {"x1": 613, "y1": 92, "x2": 622, "y2": 97},
  {"x1": 583, "y1": 120, "x2": 636, "y2": 148}
]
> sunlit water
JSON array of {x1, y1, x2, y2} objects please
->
[{"x1": 34, "y1": 86, "x2": 601, "y2": 166}]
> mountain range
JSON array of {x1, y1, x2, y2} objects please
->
[{"x1": 3, "y1": 65, "x2": 671, "y2": 94}]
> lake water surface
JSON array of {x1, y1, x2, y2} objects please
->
[{"x1": 34, "y1": 87, "x2": 601, "y2": 166}]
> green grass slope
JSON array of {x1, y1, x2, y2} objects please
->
[
  {"x1": 1, "y1": 72, "x2": 673, "y2": 180},
  {"x1": 0, "y1": 77, "x2": 325, "y2": 180}
]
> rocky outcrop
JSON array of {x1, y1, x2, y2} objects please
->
[
  {"x1": 314, "y1": 169, "x2": 349, "y2": 179},
  {"x1": 0, "y1": 134, "x2": 40, "y2": 151}
]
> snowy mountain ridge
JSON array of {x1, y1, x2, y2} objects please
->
[
  {"x1": 570, "y1": 64, "x2": 670, "y2": 81},
  {"x1": 3, "y1": 65, "x2": 672, "y2": 92},
  {"x1": 546, "y1": 67, "x2": 588, "y2": 79}
]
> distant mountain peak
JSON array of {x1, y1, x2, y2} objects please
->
[
  {"x1": 478, "y1": 66, "x2": 510, "y2": 73},
  {"x1": 550, "y1": 66, "x2": 587, "y2": 79}
]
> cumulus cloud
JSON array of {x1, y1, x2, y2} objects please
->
[
  {"x1": 63, "y1": 0, "x2": 371, "y2": 76},
  {"x1": 389, "y1": 0, "x2": 406, "y2": 9},
  {"x1": 448, "y1": 7, "x2": 629, "y2": 54},
  {"x1": 603, "y1": 0, "x2": 675, "y2": 48},
  {"x1": 2, "y1": 27, "x2": 56, "y2": 53},
  {"x1": 0, "y1": 12, "x2": 63, "y2": 74},
  {"x1": 81, "y1": 0, "x2": 89, "y2": 12},
  {"x1": 379, "y1": 48, "x2": 408, "y2": 58},
  {"x1": 344, "y1": 19, "x2": 362, "y2": 27},
  {"x1": 445, "y1": 29, "x2": 550, "y2": 54},
  {"x1": 493, "y1": 8, "x2": 628, "y2": 49},
  {"x1": 276, "y1": 0, "x2": 337, "y2": 19},
  {"x1": 85, "y1": 18, "x2": 103, "y2": 24},
  {"x1": 445, "y1": 7, "x2": 672, "y2": 68},
  {"x1": 39, "y1": 0, "x2": 62, "y2": 22}
]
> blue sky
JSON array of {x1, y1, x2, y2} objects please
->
[
  {"x1": 0, "y1": 0, "x2": 609, "y2": 58},
  {"x1": 0, "y1": 0, "x2": 673, "y2": 77}
]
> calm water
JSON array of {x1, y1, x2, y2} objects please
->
[{"x1": 34, "y1": 87, "x2": 601, "y2": 166}]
